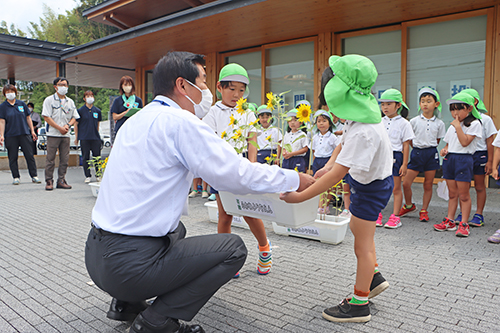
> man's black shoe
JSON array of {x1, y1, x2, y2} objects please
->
[
  {"x1": 322, "y1": 298, "x2": 371, "y2": 323},
  {"x1": 106, "y1": 298, "x2": 149, "y2": 321},
  {"x1": 369, "y1": 272, "x2": 389, "y2": 299},
  {"x1": 130, "y1": 313, "x2": 205, "y2": 333}
]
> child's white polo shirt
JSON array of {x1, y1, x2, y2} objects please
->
[
  {"x1": 336, "y1": 121, "x2": 393, "y2": 184},
  {"x1": 443, "y1": 120, "x2": 483, "y2": 154},
  {"x1": 476, "y1": 114, "x2": 497, "y2": 151},
  {"x1": 257, "y1": 126, "x2": 282, "y2": 150},
  {"x1": 409, "y1": 114, "x2": 446, "y2": 148},
  {"x1": 282, "y1": 131, "x2": 309, "y2": 156},
  {"x1": 382, "y1": 115, "x2": 415, "y2": 152},
  {"x1": 492, "y1": 129, "x2": 500, "y2": 147},
  {"x1": 310, "y1": 131, "x2": 340, "y2": 158}
]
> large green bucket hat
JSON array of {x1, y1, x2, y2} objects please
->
[
  {"x1": 379, "y1": 88, "x2": 409, "y2": 115},
  {"x1": 324, "y1": 54, "x2": 381, "y2": 124},
  {"x1": 461, "y1": 89, "x2": 487, "y2": 113},
  {"x1": 418, "y1": 87, "x2": 442, "y2": 113},
  {"x1": 446, "y1": 91, "x2": 482, "y2": 120},
  {"x1": 217, "y1": 63, "x2": 250, "y2": 99}
]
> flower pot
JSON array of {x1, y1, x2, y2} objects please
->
[
  {"x1": 89, "y1": 182, "x2": 101, "y2": 197},
  {"x1": 218, "y1": 191, "x2": 319, "y2": 228},
  {"x1": 272, "y1": 214, "x2": 350, "y2": 245},
  {"x1": 204, "y1": 201, "x2": 249, "y2": 229}
]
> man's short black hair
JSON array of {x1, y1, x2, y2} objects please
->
[
  {"x1": 153, "y1": 51, "x2": 205, "y2": 97},
  {"x1": 27, "y1": 102, "x2": 34, "y2": 108},
  {"x1": 53, "y1": 77, "x2": 69, "y2": 86}
]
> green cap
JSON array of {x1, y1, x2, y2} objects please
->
[
  {"x1": 418, "y1": 87, "x2": 442, "y2": 113},
  {"x1": 324, "y1": 54, "x2": 381, "y2": 124},
  {"x1": 314, "y1": 109, "x2": 333, "y2": 122},
  {"x1": 217, "y1": 63, "x2": 250, "y2": 99},
  {"x1": 247, "y1": 102, "x2": 258, "y2": 112},
  {"x1": 295, "y1": 99, "x2": 311, "y2": 108},
  {"x1": 461, "y1": 89, "x2": 487, "y2": 113},
  {"x1": 379, "y1": 88, "x2": 409, "y2": 115},
  {"x1": 446, "y1": 91, "x2": 482, "y2": 120},
  {"x1": 286, "y1": 109, "x2": 298, "y2": 118},
  {"x1": 257, "y1": 104, "x2": 272, "y2": 116}
]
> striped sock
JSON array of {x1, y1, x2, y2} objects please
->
[
  {"x1": 374, "y1": 263, "x2": 379, "y2": 274},
  {"x1": 349, "y1": 286, "x2": 369, "y2": 304}
]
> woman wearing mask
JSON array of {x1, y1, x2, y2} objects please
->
[
  {"x1": 75, "y1": 91, "x2": 102, "y2": 183},
  {"x1": 110, "y1": 76, "x2": 143, "y2": 135},
  {"x1": 0, "y1": 84, "x2": 40, "y2": 185}
]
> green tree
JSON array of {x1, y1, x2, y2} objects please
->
[{"x1": 0, "y1": 20, "x2": 26, "y2": 37}]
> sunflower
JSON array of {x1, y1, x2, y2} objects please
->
[
  {"x1": 296, "y1": 104, "x2": 312, "y2": 123},
  {"x1": 228, "y1": 114, "x2": 236, "y2": 126},
  {"x1": 250, "y1": 119, "x2": 259, "y2": 126},
  {"x1": 265, "y1": 156, "x2": 271, "y2": 162},
  {"x1": 231, "y1": 129, "x2": 242, "y2": 140},
  {"x1": 221, "y1": 131, "x2": 227, "y2": 139},
  {"x1": 266, "y1": 92, "x2": 278, "y2": 110},
  {"x1": 266, "y1": 135, "x2": 272, "y2": 141},
  {"x1": 236, "y1": 98, "x2": 247, "y2": 114}
]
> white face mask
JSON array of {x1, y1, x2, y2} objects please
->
[
  {"x1": 57, "y1": 86, "x2": 68, "y2": 96},
  {"x1": 86, "y1": 97, "x2": 95, "y2": 105},
  {"x1": 5, "y1": 93, "x2": 16, "y2": 101},
  {"x1": 123, "y1": 86, "x2": 132, "y2": 94},
  {"x1": 28, "y1": 107, "x2": 34, "y2": 112},
  {"x1": 184, "y1": 80, "x2": 213, "y2": 119}
]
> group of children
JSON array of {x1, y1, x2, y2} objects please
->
[{"x1": 187, "y1": 57, "x2": 500, "y2": 323}]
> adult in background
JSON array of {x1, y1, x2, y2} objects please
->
[
  {"x1": 75, "y1": 90, "x2": 102, "y2": 183},
  {"x1": 111, "y1": 75, "x2": 143, "y2": 135},
  {"x1": 85, "y1": 51, "x2": 314, "y2": 333},
  {"x1": 0, "y1": 84, "x2": 40, "y2": 185},
  {"x1": 28, "y1": 102, "x2": 42, "y2": 155},
  {"x1": 42, "y1": 77, "x2": 80, "y2": 190}
]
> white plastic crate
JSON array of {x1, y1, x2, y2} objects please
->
[
  {"x1": 89, "y1": 182, "x2": 100, "y2": 197},
  {"x1": 204, "y1": 201, "x2": 249, "y2": 229},
  {"x1": 218, "y1": 191, "x2": 319, "y2": 228},
  {"x1": 272, "y1": 214, "x2": 350, "y2": 245}
]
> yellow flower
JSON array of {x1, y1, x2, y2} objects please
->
[
  {"x1": 265, "y1": 156, "x2": 270, "y2": 162},
  {"x1": 229, "y1": 114, "x2": 236, "y2": 126},
  {"x1": 266, "y1": 135, "x2": 272, "y2": 141},
  {"x1": 294, "y1": 166, "x2": 299, "y2": 172},
  {"x1": 236, "y1": 98, "x2": 247, "y2": 114},
  {"x1": 221, "y1": 131, "x2": 227, "y2": 139},
  {"x1": 296, "y1": 104, "x2": 312, "y2": 123},
  {"x1": 232, "y1": 129, "x2": 242, "y2": 140},
  {"x1": 266, "y1": 92, "x2": 277, "y2": 110},
  {"x1": 250, "y1": 119, "x2": 259, "y2": 126},
  {"x1": 272, "y1": 153, "x2": 277, "y2": 158}
]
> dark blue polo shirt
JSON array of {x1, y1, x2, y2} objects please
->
[
  {"x1": 0, "y1": 99, "x2": 31, "y2": 137},
  {"x1": 111, "y1": 95, "x2": 143, "y2": 133},
  {"x1": 76, "y1": 105, "x2": 102, "y2": 141}
]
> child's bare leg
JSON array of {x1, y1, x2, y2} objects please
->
[
  {"x1": 446, "y1": 180, "x2": 458, "y2": 220},
  {"x1": 343, "y1": 183, "x2": 351, "y2": 210},
  {"x1": 242, "y1": 216, "x2": 268, "y2": 247},
  {"x1": 457, "y1": 181, "x2": 472, "y2": 222},
  {"x1": 402, "y1": 169, "x2": 418, "y2": 206},
  {"x1": 202, "y1": 180, "x2": 208, "y2": 191},
  {"x1": 350, "y1": 215, "x2": 377, "y2": 293},
  {"x1": 392, "y1": 176, "x2": 402, "y2": 215},
  {"x1": 422, "y1": 170, "x2": 436, "y2": 211},
  {"x1": 473, "y1": 174, "x2": 486, "y2": 215},
  {"x1": 215, "y1": 194, "x2": 233, "y2": 233}
]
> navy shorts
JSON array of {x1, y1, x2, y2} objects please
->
[
  {"x1": 472, "y1": 150, "x2": 488, "y2": 175},
  {"x1": 392, "y1": 151, "x2": 403, "y2": 177},
  {"x1": 346, "y1": 174, "x2": 394, "y2": 221},
  {"x1": 442, "y1": 153, "x2": 473, "y2": 182},
  {"x1": 257, "y1": 149, "x2": 272, "y2": 164},
  {"x1": 312, "y1": 157, "x2": 330, "y2": 175},
  {"x1": 282, "y1": 156, "x2": 306, "y2": 173},
  {"x1": 408, "y1": 147, "x2": 440, "y2": 172},
  {"x1": 497, "y1": 165, "x2": 500, "y2": 186}
]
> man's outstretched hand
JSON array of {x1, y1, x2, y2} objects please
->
[{"x1": 297, "y1": 173, "x2": 315, "y2": 192}]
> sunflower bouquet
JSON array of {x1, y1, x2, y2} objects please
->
[{"x1": 88, "y1": 156, "x2": 108, "y2": 180}]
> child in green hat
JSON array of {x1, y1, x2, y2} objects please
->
[
  {"x1": 280, "y1": 109, "x2": 309, "y2": 172},
  {"x1": 281, "y1": 54, "x2": 394, "y2": 323},
  {"x1": 456, "y1": 89, "x2": 497, "y2": 228},
  {"x1": 401, "y1": 87, "x2": 446, "y2": 222},
  {"x1": 378, "y1": 88, "x2": 415, "y2": 229},
  {"x1": 203, "y1": 63, "x2": 272, "y2": 276},
  {"x1": 434, "y1": 91, "x2": 482, "y2": 237},
  {"x1": 256, "y1": 105, "x2": 282, "y2": 164}
]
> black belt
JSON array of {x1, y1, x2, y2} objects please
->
[{"x1": 91, "y1": 223, "x2": 115, "y2": 236}]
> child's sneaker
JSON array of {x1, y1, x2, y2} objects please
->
[
  {"x1": 456, "y1": 222, "x2": 470, "y2": 237},
  {"x1": 487, "y1": 230, "x2": 500, "y2": 243},
  {"x1": 455, "y1": 212, "x2": 462, "y2": 222},
  {"x1": 434, "y1": 218, "x2": 456, "y2": 231},
  {"x1": 419, "y1": 209, "x2": 429, "y2": 222},
  {"x1": 384, "y1": 214, "x2": 401, "y2": 229},
  {"x1": 376, "y1": 213, "x2": 383, "y2": 227},
  {"x1": 201, "y1": 190, "x2": 209, "y2": 198},
  {"x1": 339, "y1": 209, "x2": 351, "y2": 218},
  {"x1": 469, "y1": 214, "x2": 484, "y2": 227},
  {"x1": 369, "y1": 272, "x2": 389, "y2": 299},
  {"x1": 398, "y1": 203, "x2": 416, "y2": 217},
  {"x1": 208, "y1": 193, "x2": 216, "y2": 201},
  {"x1": 188, "y1": 190, "x2": 199, "y2": 198},
  {"x1": 318, "y1": 206, "x2": 330, "y2": 215},
  {"x1": 257, "y1": 241, "x2": 272, "y2": 275},
  {"x1": 322, "y1": 298, "x2": 371, "y2": 323},
  {"x1": 12, "y1": 178, "x2": 20, "y2": 185}
]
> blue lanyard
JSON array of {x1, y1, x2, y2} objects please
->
[{"x1": 152, "y1": 99, "x2": 170, "y2": 107}]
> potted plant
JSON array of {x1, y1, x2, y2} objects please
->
[{"x1": 87, "y1": 156, "x2": 107, "y2": 197}]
